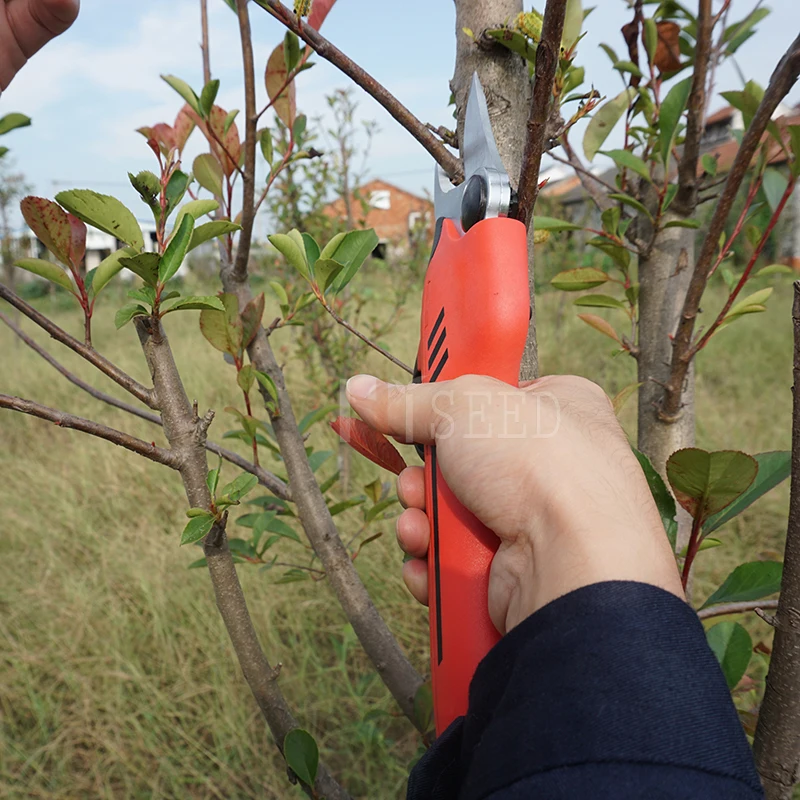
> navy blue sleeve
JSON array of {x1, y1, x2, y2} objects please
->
[{"x1": 407, "y1": 581, "x2": 763, "y2": 799}]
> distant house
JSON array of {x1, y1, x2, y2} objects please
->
[
  {"x1": 321, "y1": 179, "x2": 433, "y2": 258},
  {"x1": 540, "y1": 102, "x2": 800, "y2": 267}
]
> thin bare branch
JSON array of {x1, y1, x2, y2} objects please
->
[
  {"x1": 662, "y1": 33, "x2": 800, "y2": 421},
  {"x1": 0, "y1": 309, "x2": 291, "y2": 499},
  {"x1": 0, "y1": 393, "x2": 180, "y2": 468},
  {"x1": 754, "y1": 282, "x2": 800, "y2": 800},
  {"x1": 696, "y1": 599, "x2": 779, "y2": 621},
  {"x1": 558, "y1": 135, "x2": 614, "y2": 212},
  {"x1": 233, "y1": 0, "x2": 258, "y2": 283},
  {"x1": 252, "y1": 0, "x2": 463, "y2": 183},
  {"x1": 320, "y1": 298, "x2": 412, "y2": 375},
  {"x1": 674, "y1": 0, "x2": 712, "y2": 215},
  {"x1": 0, "y1": 283, "x2": 156, "y2": 408},
  {"x1": 515, "y1": 0, "x2": 568, "y2": 228}
]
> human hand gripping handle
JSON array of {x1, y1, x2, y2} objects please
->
[{"x1": 346, "y1": 373, "x2": 686, "y2": 733}]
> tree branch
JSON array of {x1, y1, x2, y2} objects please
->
[
  {"x1": 754, "y1": 281, "x2": 800, "y2": 800},
  {"x1": 514, "y1": 0, "x2": 568, "y2": 228},
  {"x1": 252, "y1": 0, "x2": 463, "y2": 183},
  {"x1": 0, "y1": 283, "x2": 156, "y2": 409},
  {"x1": 661, "y1": 33, "x2": 800, "y2": 421},
  {"x1": 696, "y1": 599, "x2": 779, "y2": 621},
  {"x1": 0, "y1": 309, "x2": 291, "y2": 500},
  {"x1": 0, "y1": 393, "x2": 180, "y2": 468},
  {"x1": 673, "y1": 0, "x2": 712, "y2": 215},
  {"x1": 233, "y1": 0, "x2": 258, "y2": 283},
  {"x1": 551, "y1": 140, "x2": 614, "y2": 211}
]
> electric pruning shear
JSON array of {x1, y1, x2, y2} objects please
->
[{"x1": 415, "y1": 73, "x2": 530, "y2": 735}]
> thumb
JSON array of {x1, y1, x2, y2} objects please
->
[{"x1": 345, "y1": 374, "x2": 453, "y2": 446}]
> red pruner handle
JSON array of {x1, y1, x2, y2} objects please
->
[{"x1": 417, "y1": 216, "x2": 529, "y2": 734}]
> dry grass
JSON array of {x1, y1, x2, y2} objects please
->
[{"x1": 0, "y1": 271, "x2": 793, "y2": 798}]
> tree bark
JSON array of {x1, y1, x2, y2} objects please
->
[
  {"x1": 753, "y1": 282, "x2": 800, "y2": 799},
  {"x1": 636, "y1": 218, "x2": 696, "y2": 550},
  {"x1": 452, "y1": 0, "x2": 538, "y2": 380}
]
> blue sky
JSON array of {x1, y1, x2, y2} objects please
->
[{"x1": 1, "y1": 0, "x2": 798, "y2": 236}]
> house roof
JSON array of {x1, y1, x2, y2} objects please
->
[
  {"x1": 705, "y1": 105, "x2": 735, "y2": 126},
  {"x1": 321, "y1": 178, "x2": 432, "y2": 215}
]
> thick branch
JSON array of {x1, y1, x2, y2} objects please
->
[
  {"x1": 673, "y1": 0, "x2": 712, "y2": 215},
  {"x1": 252, "y1": 0, "x2": 463, "y2": 183},
  {"x1": 0, "y1": 393, "x2": 180, "y2": 468},
  {"x1": 662, "y1": 33, "x2": 800, "y2": 420},
  {"x1": 0, "y1": 309, "x2": 291, "y2": 499},
  {"x1": 696, "y1": 599, "x2": 779, "y2": 621},
  {"x1": 0, "y1": 283, "x2": 156, "y2": 409},
  {"x1": 753, "y1": 282, "x2": 800, "y2": 800},
  {"x1": 233, "y1": 0, "x2": 258, "y2": 283},
  {"x1": 515, "y1": 0, "x2": 568, "y2": 228}
]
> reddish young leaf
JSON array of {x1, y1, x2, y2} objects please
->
[
  {"x1": 307, "y1": 0, "x2": 336, "y2": 30},
  {"x1": 330, "y1": 417, "x2": 407, "y2": 476},
  {"x1": 67, "y1": 214, "x2": 86, "y2": 268},
  {"x1": 20, "y1": 196, "x2": 72, "y2": 265},
  {"x1": 174, "y1": 104, "x2": 196, "y2": 152},
  {"x1": 207, "y1": 105, "x2": 242, "y2": 177},
  {"x1": 242, "y1": 292, "x2": 265, "y2": 348},
  {"x1": 265, "y1": 43, "x2": 297, "y2": 128}
]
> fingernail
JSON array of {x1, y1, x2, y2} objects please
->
[{"x1": 346, "y1": 374, "x2": 381, "y2": 402}]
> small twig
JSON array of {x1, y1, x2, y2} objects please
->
[
  {"x1": 251, "y1": 0, "x2": 463, "y2": 183},
  {"x1": 515, "y1": 0, "x2": 569, "y2": 228},
  {"x1": 697, "y1": 599, "x2": 779, "y2": 620},
  {"x1": 425, "y1": 122, "x2": 458, "y2": 149},
  {"x1": 0, "y1": 393, "x2": 180, "y2": 468},
  {"x1": 558, "y1": 135, "x2": 614, "y2": 212},
  {"x1": 320, "y1": 298, "x2": 412, "y2": 375},
  {"x1": 0, "y1": 283, "x2": 156, "y2": 409}
]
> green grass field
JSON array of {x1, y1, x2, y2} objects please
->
[{"x1": 0, "y1": 271, "x2": 794, "y2": 798}]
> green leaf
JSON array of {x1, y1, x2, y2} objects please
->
[
  {"x1": 561, "y1": 0, "x2": 582, "y2": 49},
  {"x1": 92, "y1": 246, "x2": 138, "y2": 297},
  {"x1": 533, "y1": 215, "x2": 582, "y2": 232},
  {"x1": 193, "y1": 153, "x2": 224, "y2": 197},
  {"x1": 219, "y1": 473, "x2": 259, "y2": 504},
  {"x1": 702, "y1": 561, "x2": 783, "y2": 609},
  {"x1": 175, "y1": 199, "x2": 219, "y2": 228},
  {"x1": 164, "y1": 170, "x2": 190, "y2": 218},
  {"x1": 162, "y1": 74, "x2": 201, "y2": 115},
  {"x1": 722, "y1": 7, "x2": 770, "y2": 54},
  {"x1": 666, "y1": 448, "x2": 758, "y2": 525},
  {"x1": 643, "y1": 18, "x2": 658, "y2": 64},
  {"x1": 186, "y1": 507, "x2": 211, "y2": 518},
  {"x1": 314, "y1": 258, "x2": 345, "y2": 294},
  {"x1": 613, "y1": 60, "x2": 643, "y2": 78},
  {"x1": 326, "y1": 229, "x2": 379, "y2": 294},
  {"x1": 608, "y1": 192, "x2": 653, "y2": 220},
  {"x1": 762, "y1": 168, "x2": 788, "y2": 213},
  {"x1": 659, "y1": 76, "x2": 692, "y2": 165},
  {"x1": 283, "y1": 31, "x2": 301, "y2": 73},
  {"x1": 728, "y1": 287, "x2": 773, "y2": 318},
  {"x1": 128, "y1": 170, "x2": 161, "y2": 219},
  {"x1": 207, "y1": 466, "x2": 221, "y2": 498},
  {"x1": 601, "y1": 207, "x2": 620, "y2": 236},
  {"x1": 366, "y1": 496, "x2": 398, "y2": 522},
  {"x1": 162, "y1": 295, "x2": 225, "y2": 314},
  {"x1": 200, "y1": 293, "x2": 243, "y2": 356},
  {"x1": 0, "y1": 112, "x2": 31, "y2": 136},
  {"x1": 187, "y1": 557, "x2": 208, "y2": 569},
  {"x1": 269, "y1": 231, "x2": 310, "y2": 280},
  {"x1": 128, "y1": 286, "x2": 156, "y2": 306},
  {"x1": 263, "y1": 515, "x2": 301, "y2": 542},
  {"x1": 704, "y1": 451, "x2": 791, "y2": 534},
  {"x1": 200, "y1": 79, "x2": 220, "y2": 117},
  {"x1": 180, "y1": 513, "x2": 215, "y2": 545},
  {"x1": 255, "y1": 370, "x2": 279, "y2": 404},
  {"x1": 587, "y1": 236, "x2": 630, "y2": 271},
  {"x1": 611, "y1": 382, "x2": 642, "y2": 416},
  {"x1": 319, "y1": 231, "x2": 347, "y2": 260},
  {"x1": 634, "y1": 449, "x2": 677, "y2": 549},
  {"x1": 115, "y1": 303, "x2": 149, "y2": 329},
  {"x1": 328, "y1": 498, "x2": 366, "y2": 516},
  {"x1": 119, "y1": 253, "x2": 160, "y2": 287},
  {"x1": 223, "y1": 109, "x2": 239, "y2": 134},
  {"x1": 583, "y1": 88, "x2": 635, "y2": 161},
  {"x1": 413, "y1": 682, "x2": 434, "y2": 733},
  {"x1": 260, "y1": 128, "x2": 274, "y2": 165},
  {"x1": 293, "y1": 114, "x2": 307, "y2": 142},
  {"x1": 701, "y1": 153, "x2": 718, "y2": 176},
  {"x1": 706, "y1": 621, "x2": 752, "y2": 689},
  {"x1": 301, "y1": 232, "x2": 320, "y2": 269},
  {"x1": 551, "y1": 267, "x2": 609, "y2": 291},
  {"x1": 573, "y1": 294, "x2": 626, "y2": 310},
  {"x1": 269, "y1": 280, "x2": 289, "y2": 307},
  {"x1": 757, "y1": 264, "x2": 794, "y2": 277},
  {"x1": 662, "y1": 184, "x2": 678, "y2": 213},
  {"x1": 298, "y1": 404, "x2": 338, "y2": 434},
  {"x1": 308, "y1": 450, "x2": 333, "y2": 473},
  {"x1": 601, "y1": 149, "x2": 652, "y2": 183},
  {"x1": 159, "y1": 213, "x2": 194, "y2": 284},
  {"x1": 13, "y1": 258, "x2": 73, "y2": 292},
  {"x1": 56, "y1": 189, "x2": 144, "y2": 250},
  {"x1": 238, "y1": 364, "x2": 255, "y2": 393},
  {"x1": 664, "y1": 218, "x2": 701, "y2": 229},
  {"x1": 485, "y1": 28, "x2": 537, "y2": 61},
  {"x1": 272, "y1": 568, "x2": 310, "y2": 583},
  {"x1": 188, "y1": 220, "x2": 240, "y2": 252}
]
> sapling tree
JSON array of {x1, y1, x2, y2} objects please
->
[{"x1": 3, "y1": 0, "x2": 800, "y2": 796}]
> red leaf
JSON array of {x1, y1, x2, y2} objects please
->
[
  {"x1": 67, "y1": 214, "x2": 86, "y2": 268},
  {"x1": 173, "y1": 104, "x2": 196, "y2": 152},
  {"x1": 330, "y1": 417, "x2": 407, "y2": 476},
  {"x1": 242, "y1": 292, "x2": 265, "y2": 348},
  {"x1": 265, "y1": 43, "x2": 297, "y2": 128},
  {"x1": 20, "y1": 196, "x2": 71, "y2": 265},
  {"x1": 207, "y1": 105, "x2": 241, "y2": 178},
  {"x1": 151, "y1": 122, "x2": 177, "y2": 152},
  {"x1": 307, "y1": 0, "x2": 336, "y2": 30}
]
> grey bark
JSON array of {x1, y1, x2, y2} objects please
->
[
  {"x1": 752, "y1": 282, "x2": 800, "y2": 800},
  {"x1": 133, "y1": 316, "x2": 348, "y2": 799},
  {"x1": 452, "y1": 0, "x2": 538, "y2": 380}
]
